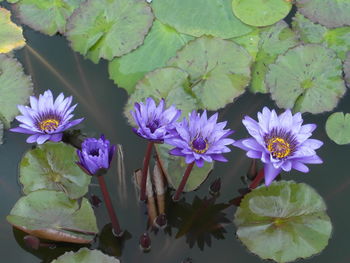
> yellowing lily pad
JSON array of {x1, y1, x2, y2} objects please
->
[
  {"x1": 0, "y1": 8, "x2": 25, "y2": 53},
  {"x1": 19, "y1": 142, "x2": 91, "y2": 199},
  {"x1": 66, "y1": 0, "x2": 154, "y2": 63},
  {"x1": 7, "y1": 190, "x2": 98, "y2": 244},
  {"x1": 326, "y1": 112, "x2": 350, "y2": 145},
  {"x1": 234, "y1": 181, "x2": 332, "y2": 263},
  {"x1": 151, "y1": 0, "x2": 252, "y2": 39},
  {"x1": 108, "y1": 20, "x2": 193, "y2": 94},
  {"x1": 52, "y1": 248, "x2": 120, "y2": 263},
  {"x1": 266, "y1": 44, "x2": 346, "y2": 114},
  {"x1": 0, "y1": 54, "x2": 33, "y2": 128},
  {"x1": 232, "y1": 0, "x2": 292, "y2": 27}
]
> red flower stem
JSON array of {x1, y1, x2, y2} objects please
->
[
  {"x1": 173, "y1": 162, "x2": 195, "y2": 201},
  {"x1": 249, "y1": 168, "x2": 264, "y2": 189},
  {"x1": 140, "y1": 141, "x2": 154, "y2": 201},
  {"x1": 97, "y1": 175, "x2": 123, "y2": 236}
]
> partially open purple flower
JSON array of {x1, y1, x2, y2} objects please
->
[
  {"x1": 234, "y1": 107, "x2": 323, "y2": 186},
  {"x1": 165, "y1": 110, "x2": 234, "y2": 167},
  {"x1": 77, "y1": 135, "x2": 116, "y2": 176},
  {"x1": 10, "y1": 90, "x2": 84, "y2": 144},
  {"x1": 131, "y1": 97, "x2": 181, "y2": 142}
]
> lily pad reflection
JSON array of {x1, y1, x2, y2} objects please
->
[{"x1": 52, "y1": 247, "x2": 120, "y2": 262}]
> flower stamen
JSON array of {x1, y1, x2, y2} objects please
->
[
  {"x1": 39, "y1": 118, "x2": 60, "y2": 133},
  {"x1": 267, "y1": 137, "x2": 291, "y2": 159}
]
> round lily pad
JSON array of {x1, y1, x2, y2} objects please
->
[
  {"x1": 19, "y1": 142, "x2": 91, "y2": 199},
  {"x1": 155, "y1": 144, "x2": 213, "y2": 192},
  {"x1": 231, "y1": 28, "x2": 261, "y2": 60},
  {"x1": 151, "y1": 0, "x2": 252, "y2": 39},
  {"x1": 266, "y1": 44, "x2": 346, "y2": 114},
  {"x1": 66, "y1": 0, "x2": 154, "y2": 63},
  {"x1": 7, "y1": 190, "x2": 98, "y2": 244},
  {"x1": 250, "y1": 21, "x2": 298, "y2": 93},
  {"x1": 0, "y1": 7, "x2": 25, "y2": 53},
  {"x1": 324, "y1": 27, "x2": 350, "y2": 60},
  {"x1": 232, "y1": 0, "x2": 292, "y2": 27},
  {"x1": 12, "y1": 0, "x2": 84, "y2": 36},
  {"x1": 325, "y1": 112, "x2": 350, "y2": 145},
  {"x1": 124, "y1": 67, "x2": 197, "y2": 125},
  {"x1": 0, "y1": 54, "x2": 33, "y2": 128},
  {"x1": 108, "y1": 20, "x2": 193, "y2": 94},
  {"x1": 296, "y1": 0, "x2": 350, "y2": 28},
  {"x1": 345, "y1": 52, "x2": 350, "y2": 87},
  {"x1": 292, "y1": 13, "x2": 327, "y2": 44},
  {"x1": 167, "y1": 36, "x2": 252, "y2": 110},
  {"x1": 52, "y1": 248, "x2": 120, "y2": 263},
  {"x1": 234, "y1": 181, "x2": 332, "y2": 263}
]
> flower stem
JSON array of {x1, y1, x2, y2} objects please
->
[
  {"x1": 97, "y1": 175, "x2": 123, "y2": 237},
  {"x1": 172, "y1": 162, "x2": 195, "y2": 201},
  {"x1": 249, "y1": 168, "x2": 264, "y2": 189},
  {"x1": 140, "y1": 141, "x2": 154, "y2": 201}
]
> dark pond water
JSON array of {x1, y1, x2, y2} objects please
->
[{"x1": 1, "y1": 8, "x2": 350, "y2": 263}]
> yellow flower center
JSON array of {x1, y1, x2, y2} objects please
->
[
  {"x1": 267, "y1": 137, "x2": 291, "y2": 159},
  {"x1": 39, "y1": 118, "x2": 60, "y2": 133}
]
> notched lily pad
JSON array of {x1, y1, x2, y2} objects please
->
[
  {"x1": 0, "y1": 7, "x2": 25, "y2": 53},
  {"x1": 266, "y1": 44, "x2": 346, "y2": 114},
  {"x1": 234, "y1": 181, "x2": 332, "y2": 263},
  {"x1": 232, "y1": 0, "x2": 292, "y2": 27},
  {"x1": 231, "y1": 29, "x2": 260, "y2": 60},
  {"x1": 0, "y1": 54, "x2": 33, "y2": 128},
  {"x1": 66, "y1": 0, "x2": 154, "y2": 63},
  {"x1": 168, "y1": 36, "x2": 252, "y2": 110},
  {"x1": 151, "y1": 0, "x2": 252, "y2": 39},
  {"x1": 325, "y1": 112, "x2": 350, "y2": 145},
  {"x1": 52, "y1": 248, "x2": 120, "y2": 263},
  {"x1": 108, "y1": 20, "x2": 193, "y2": 94},
  {"x1": 155, "y1": 144, "x2": 213, "y2": 192},
  {"x1": 296, "y1": 0, "x2": 350, "y2": 28},
  {"x1": 7, "y1": 190, "x2": 98, "y2": 244},
  {"x1": 19, "y1": 142, "x2": 91, "y2": 199}
]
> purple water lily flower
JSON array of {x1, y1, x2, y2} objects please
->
[
  {"x1": 77, "y1": 135, "x2": 116, "y2": 176},
  {"x1": 165, "y1": 110, "x2": 235, "y2": 167},
  {"x1": 234, "y1": 107, "x2": 323, "y2": 186},
  {"x1": 131, "y1": 97, "x2": 181, "y2": 142},
  {"x1": 10, "y1": 90, "x2": 84, "y2": 144}
]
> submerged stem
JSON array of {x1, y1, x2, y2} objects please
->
[
  {"x1": 173, "y1": 162, "x2": 195, "y2": 201},
  {"x1": 140, "y1": 141, "x2": 154, "y2": 201},
  {"x1": 249, "y1": 168, "x2": 264, "y2": 189}
]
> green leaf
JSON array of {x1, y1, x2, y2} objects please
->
[
  {"x1": 12, "y1": 0, "x2": 84, "y2": 36},
  {"x1": 52, "y1": 248, "x2": 120, "y2": 263},
  {"x1": 108, "y1": 20, "x2": 193, "y2": 94},
  {"x1": 168, "y1": 36, "x2": 252, "y2": 110},
  {"x1": 231, "y1": 29, "x2": 261, "y2": 60},
  {"x1": 234, "y1": 181, "x2": 332, "y2": 263},
  {"x1": 266, "y1": 44, "x2": 346, "y2": 114},
  {"x1": 151, "y1": 0, "x2": 252, "y2": 39},
  {"x1": 124, "y1": 67, "x2": 197, "y2": 125},
  {"x1": 292, "y1": 13, "x2": 327, "y2": 44},
  {"x1": 155, "y1": 144, "x2": 213, "y2": 192},
  {"x1": 7, "y1": 190, "x2": 98, "y2": 244},
  {"x1": 345, "y1": 52, "x2": 350, "y2": 87},
  {"x1": 324, "y1": 27, "x2": 350, "y2": 60},
  {"x1": 0, "y1": 8, "x2": 25, "y2": 53},
  {"x1": 296, "y1": 0, "x2": 350, "y2": 28},
  {"x1": 325, "y1": 112, "x2": 350, "y2": 145},
  {"x1": 66, "y1": 0, "x2": 154, "y2": 63},
  {"x1": 231, "y1": 0, "x2": 292, "y2": 27},
  {"x1": 0, "y1": 54, "x2": 33, "y2": 128},
  {"x1": 250, "y1": 21, "x2": 298, "y2": 93},
  {"x1": 19, "y1": 142, "x2": 91, "y2": 199}
]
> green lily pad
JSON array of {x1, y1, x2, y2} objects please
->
[
  {"x1": 0, "y1": 7, "x2": 25, "y2": 53},
  {"x1": 234, "y1": 181, "x2": 332, "y2": 263},
  {"x1": 325, "y1": 112, "x2": 350, "y2": 145},
  {"x1": 168, "y1": 36, "x2": 252, "y2": 110},
  {"x1": 296, "y1": 0, "x2": 350, "y2": 28},
  {"x1": 7, "y1": 190, "x2": 98, "y2": 244},
  {"x1": 12, "y1": 0, "x2": 84, "y2": 36},
  {"x1": 124, "y1": 67, "x2": 197, "y2": 125},
  {"x1": 250, "y1": 21, "x2": 298, "y2": 93},
  {"x1": 108, "y1": 20, "x2": 193, "y2": 94},
  {"x1": 0, "y1": 54, "x2": 33, "y2": 128},
  {"x1": 292, "y1": 13, "x2": 327, "y2": 44},
  {"x1": 19, "y1": 142, "x2": 91, "y2": 199},
  {"x1": 345, "y1": 52, "x2": 350, "y2": 87},
  {"x1": 155, "y1": 144, "x2": 214, "y2": 192},
  {"x1": 52, "y1": 248, "x2": 120, "y2": 263},
  {"x1": 231, "y1": 29, "x2": 261, "y2": 60},
  {"x1": 231, "y1": 0, "x2": 292, "y2": 27},
  {"x1": 151, "y1": 0, "x2": 252, "y2": 39},
  {"x1": 266, "y1": 44, "x2": 346, "y2": 114},
  {"x1": 66, "y1": 0, "x2": 153, "y2": 63}
]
